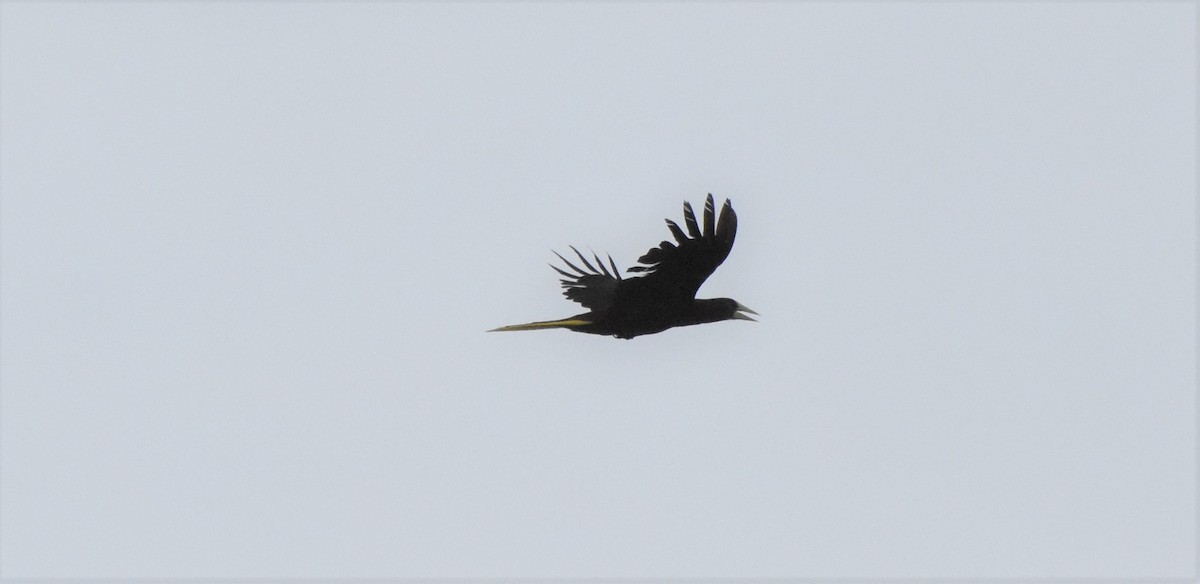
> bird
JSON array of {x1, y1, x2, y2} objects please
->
[{"x1": 489, "y1": 194, "x2": 756, "y2": 339}]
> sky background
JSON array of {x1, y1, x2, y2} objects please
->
[{"x1": 0, "y1": 1, "x2": 1195, "y2": 580}]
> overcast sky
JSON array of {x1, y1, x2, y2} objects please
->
[{"x1": 1, "y1": 2, "x2": 1195, "y2": 580}]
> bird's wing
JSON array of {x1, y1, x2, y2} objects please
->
[
  {"x1": 551, "y1": 246, "x2": 622, "y2": 312},
  {"x1": 626, "y1": 194, "x2": 737, "y2": 300}
]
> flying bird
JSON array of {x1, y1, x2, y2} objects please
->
[{"x1": 489, "y1": 194, "x2": 756, "y2": 339}]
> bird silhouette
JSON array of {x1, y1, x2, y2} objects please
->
[{"x1": 490, "y1": 194, "x2": 756, "y2": 339}]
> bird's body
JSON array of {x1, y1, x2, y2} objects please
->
[{"x1": 490, "y1": 194, "x2": 755, "y2": 339}]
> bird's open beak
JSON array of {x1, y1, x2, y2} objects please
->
[{"x1": 733, "y1": 303, "x2": 759, "y2": 322}]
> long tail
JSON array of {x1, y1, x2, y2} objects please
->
[{"x1": 488, "y1": 318, "x2": 591, "y2": 332}]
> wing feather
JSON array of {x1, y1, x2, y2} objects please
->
[
  {"x1": 552, "y1": 247, "x2": 622, "y2": 311},
  {"x1": 625, "y1": 195, "x2": 739, "y2": 300},
  {"x1": 702, "y1": 193, "x2": 715, "y2": 237},
  {"x1": 607, "y1": 254, "x2": 621, "y2": 280},
  {"x1": 593, "y1": 251, "x2": 611, "y2": 277},
  {"x1": 682, "y1": 201, "x2": 701, "y2": 237},
  {"x1": 665, "y1": 219, "x2": 688, "y2": 244},
  {"x1": 572, "y1": 246, "x2": 599, "y2": 274},
  {"x1": 552, "y1": 250, "x2": 587, "y2": 276}
]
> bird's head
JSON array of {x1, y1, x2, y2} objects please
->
[{"x1": 695, "y1": 298, "x2": 759, "y2": 324}]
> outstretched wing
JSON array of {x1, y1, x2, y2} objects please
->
[
  {"x1": 626, "y1": 194, "x2": 737, "y2": 300},
  {"x1": 550, "y1": 246, "x2": 622, "y2": 312}
]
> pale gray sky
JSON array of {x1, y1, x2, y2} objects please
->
[{"x1": 0, "y1": 2, "x2": 1195, "y2": 579}]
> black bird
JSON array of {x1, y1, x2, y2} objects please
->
[{"x1": 490, "y1": 194, "x2": 756, "y2": 339}]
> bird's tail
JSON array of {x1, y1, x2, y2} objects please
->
[{"x1": 487, "y1": 318, "x2": 591, "y2": 332}]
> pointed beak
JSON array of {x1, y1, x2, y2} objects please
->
[{"x1": 732, "y1": 303, "x2": 759, "y2": 322}]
